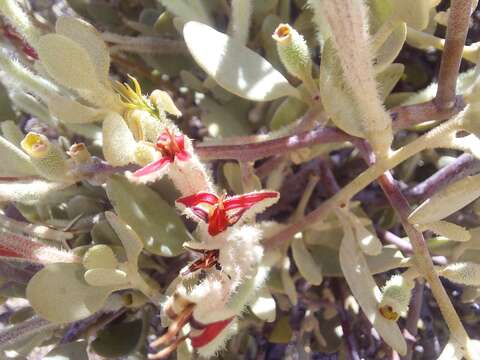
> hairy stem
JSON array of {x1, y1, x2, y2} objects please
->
[
  {"x1": 196, "y1": 126, "x2": 354, "y2": 162},
  {"x1": 405, "y1": 153, "x2": 480, "y2": 200},
  {"x1": 196, "y1": 96, "x2": 466, "y2": 163},
  {"x1": 391, "y1": 97, "x2": 465, "y2": 131},
  {"x1": 435, "y1": 0, "x2": 472, "y2": 109},
  {"x1": 401, "y1": 280, "x2": 425, "y2": 360},
  {"x1": 376, "y1": 172, "x2": 469, "y2": 348},
  {"x1": 265, "y1": 115, "x2": 463, "y2": 247}
]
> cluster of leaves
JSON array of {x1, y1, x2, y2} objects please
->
[{"x1": 0, "y1": 0, "x2": 480, "y2": 359}]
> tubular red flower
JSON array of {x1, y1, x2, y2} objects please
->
[
  {"x1": 2, "y1": 24, "x2": 38, "y2": 60},
  {"x1": 131, "y1": 129, "x2": 191, "y2": 179},
  {"x1": 176, "y1": 191, "x2": 280, "y2": 236},
  {"x1": 0, "y1": 245, "x2": 22, "y2": 258},
  {"x1": 189, "y1": 317, "x2": 234, "y2": 348}
]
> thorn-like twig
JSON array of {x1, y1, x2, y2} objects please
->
[{"x1": 435, "y1": 0, "x2": 472, "y2": 109}]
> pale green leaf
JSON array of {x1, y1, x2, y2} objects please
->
[
  {"x1": 409, "y1": 174, "x2": 480, "y2": 225},
  {"x1": 105, "y1": 211, "x2": 143, "y2": 264},
  {"x1": 199, "y1": 97, "x2": 251, "y2": 137},
  {"x1": 392, "y1": 0, "x2": 434, "y2": 30},
  {"x1": 268, "y1": 316, "x2": 293, "y2": 344},
  {"x1": 376, "y1": 63, "x2": 405, "y2": 100},
  {"x1": 250, "y1": 288, "x2": 276, "y2": 322},
  {"x1": 48, "y1": 94, "x2": 104, "y2": 124},
  {"x1": 349, "y1": 212, "x2": 383, "y2": 256},
  {"x1": 160, "y1": 0, "x2": 213, "y2": 26},
  {"x1": 374, "y1": 22, "x2": 406, "y2": 73},
  {"x1": 106, "y1": 176, "x2": 188, "y2": 257},
  {"x1": 319, "y1": 39, "x2": 364, "y2": 138},
  {"x1": 227, "y1": 264, "x2": 270, "y2": 313},
  {"x1": 83, "y1": 244, "x2": 118, "y2": 270},
  {"x1": 56, "y1": 16, "x2": 110, "y2": 83},
  {"x1": 183, "y1": 21, "x2": 300, "y2": 101},
  {"x1": 0, "y1": 179, "x2": 69, "y2": 204},
  {"x1": 91, "y1": 319, "x2": 144, "y2": 358},
  {"x1": 421, "y1": 221, "x2": 471, "y2": 242},
  {"x1": 0, "y1": 135, "x2": 37, "y2": 177},
  {"x1": 291, "y1": 234, "x2": 323, "y2": 285},
  {"x1": 44, "y1": 340, "x2": 88, "y2": 360},
  {"x1": 223, "y1": 162, "x2": 244, "y2": 194},
  {"x1": 281, "y1": 257, "x2": 298, "y2": 305},
  {"x1": 270, "y1": 96, "x2": 307, "y2": 130},
  {"x1": 84, "y1": 268, "x2": 128, "y2": 287},
  {"x1": 438, "y1": 340, "x2": 463, "y2": 360},
  {"x1": 26, "y1": 263, "x2": 117, "y2": 324},
  {"x1": 37, "y1": 34, "x2": 99, "y2": 90},
  {"x1": 1, "y1": 120, "x2": 24, "y2": 147},
  {"x1": 339, "y1": 221, "x2": 407, "y2": 355}
]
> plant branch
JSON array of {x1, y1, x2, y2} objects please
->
[
  {"x1": 196, "y1": 96, "x2": 466, "y2": 163},
  {"x1": 195, "y1": 126, "x2": 354, "y2": 162},
  {"x1": 401, "y1": 280, "x2": 425, "y2": 360},
  {"x1": 102, "y1": 32, "x2": 188, "y2": 54},
  {"x1": 405, "y1": 153, "x2": 480, "y2": 201},
  {"x1": 376, "y1": 171, "x2": 468, "y2": 348},
  {"x1": 435, "y1": 0, "x2": 472, "y2": 109},
  {"x1": 391, "y1": 97, "x2": 465, "y2": 131},
  {"x1": 265, "y1": 114, "x2": 462, "y2": 247}
]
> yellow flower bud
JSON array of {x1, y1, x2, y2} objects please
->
[
  {"x1": 378, "y1": 275, "x2": 414, "y2": 321},
  {"x1": 273, "y1": 24, "x2": 312, "y2": 83},
  {"x1": 149, "y1": 89, "x2": 182, "y2": 117},
  {"x1": 21, "y1": 132, "x2": 50, "y2": 159},
  {"x1": 125, "y1": 109, "x2": 163, "y2": 142},
  {"x1": 21, "y1": 132, "x2": 70, "y2": 181},
  {"x1": 133, "y1": 141, "x2": 157, "y2": 166}
]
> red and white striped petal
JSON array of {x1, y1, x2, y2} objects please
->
[{"x1": 126, "y1": 157, "x2": 171, "y2": 184}]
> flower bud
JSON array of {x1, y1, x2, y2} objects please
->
[
  {"x1": 378, "y1": 275, "x2": 414, "y2": 321},
  {"x1": 20, "y1": 132, "x2": 70, "y2": 181},
  {"x1": 133, "y1": 141, "x2": 157, "y2": 166},
  {"x1": 67, "y1": 143, "x2": 91, "y2": 164},
  {"x1": 272, "y1": 24, "x2": 312, "y2": 83},
  {"x1": 125, "y1": 109, "x2": 163, "y2": 142},
  {"x1": 149, "y1": 89, "x2": 182, "y2": 117},
  {"x1": 439, "y1": 262, "x2": 480, "y2": 286}
]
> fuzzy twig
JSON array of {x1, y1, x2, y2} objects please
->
[
  {"x1": 102, "y1": 33, "x2": 188, "y2": 54},
  {"x1": 376, "y1": 171, "x2": 469, "y2": 350},
  {"x1": 391, "y1": 97, "x2": 465, "y2": 131},
  {"x1": 401, "y1": 280, "x2": 425, "y2": 360},
  {"x1": 196, "y1": 96, "x2": 467, "y2": 162},
  {"x1": 435, "y1": 0, "x2": 472, "y2": 109},
  {"x1": 195, "y1": 126, "x2": 354, "y2": 162},
  {"x1": 405, "y1": 153, "x2": 480, "y2": 201}
]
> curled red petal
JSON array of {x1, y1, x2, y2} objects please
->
[
  {"x1": 0, "y1": 245, "x2": 22, "y2": 258},
  {"x1": 207, "y1": 206, "x2": 230, "y2": 236},
  {"x1": 223, "y1": 191, "x2": 279, "y2": 211},
  {"x1": 175, "y1": 150, "x2": 190, "y2": 162},
  {"x1": 132, "y1": 157, "x2": 171, "y2": 177},
  {"x1": 176, "y1": 192, "x2": 219, "y2": 208},
  {"x1": 189, "y1": 317, "x2": 234, "y2": 348},
  {"x1": 175, "y1": 134, "x2": 185, "y2": 151}
]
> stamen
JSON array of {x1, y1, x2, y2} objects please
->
[
  {"x1": 148, "y1": 335, "x2": 187, "y2": 359},
  {"x1": 150, "y1": 304, "x2": 194, "y2": 348}
]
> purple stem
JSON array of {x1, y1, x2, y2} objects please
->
[
  {"x1": 405, "y1": 153, "x2": 480, "y2": 201},
  {"x1": 401, "y1": 281, "x2": 425, "y2": 360}
]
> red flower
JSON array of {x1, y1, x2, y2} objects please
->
[
  {"x1": 176, "y1": 191, "x2": 279, "y2": 236},
  {"x1": 2, "y1": 24, "x2": 38, "y2": 60},
  {"x1": 131, "y1": 128, "x2": 190, "y2": 179},
  {"x1": 189, "y1": 317, "x2": 234, "y2": 348}
]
